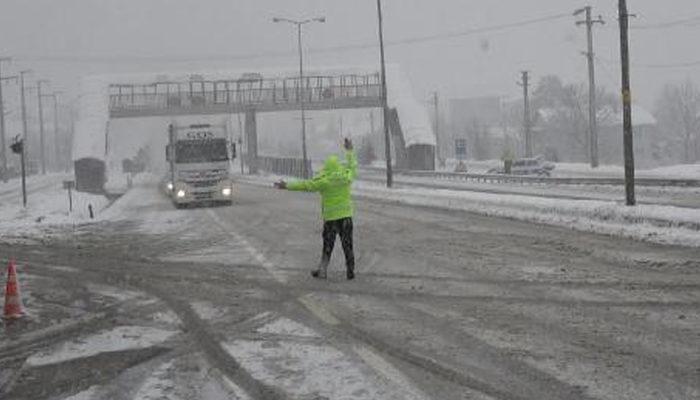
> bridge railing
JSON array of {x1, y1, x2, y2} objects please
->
[
  {"x1": 109, "y1": 73, "x2": 382, "y2": 113},
  {"x1": 256, "y1": 156, "x2": 313, "y2": 179}
]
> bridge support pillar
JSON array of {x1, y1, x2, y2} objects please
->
[
  {"x1": 245, "y1": 109, "x2": 258, "y2": 174},
  {"x1": 388, "y1": 108, "x2": 409, "y2": 170}
]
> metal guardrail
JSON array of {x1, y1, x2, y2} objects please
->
[
  {"x1": 361, "y1": 167, "x2": 700, "y2": 188},
  {"x1": 257, "y1": 156, "x2": 313, "y2": 179}
]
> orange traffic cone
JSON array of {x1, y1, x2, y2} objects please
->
[{"x1": 3, "y1": 259, "x2": 25, "y2": 319}]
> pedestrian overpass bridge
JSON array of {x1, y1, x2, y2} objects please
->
[
  {"x1": 73, "y1": 67, "x2": 436, "y2": 192},
  {"x1": 108, "y1": 73, "x2": 383, "y2": 118}
]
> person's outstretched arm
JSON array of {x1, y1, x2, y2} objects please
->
[
  {"x1": 286, "y1": 174, "x2": 327, "y2": 192},
  {"x1": 342, "y1": 138, "x2": 358, "y2": 182}
]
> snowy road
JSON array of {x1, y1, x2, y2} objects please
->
[{"x1": 1, "y1": 181, "x2": 699, "y2": 400}]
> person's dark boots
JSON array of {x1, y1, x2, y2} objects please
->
[
  {"x1": 346, "y1": 266, "x2": 355, "y2": 280},
  {"x1": 312, "y1": 264, "x2": 328, "y2": 279}
]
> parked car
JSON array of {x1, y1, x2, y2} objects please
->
[
  {"x1": 511, "y1": 156, "x2": 554, "y2": 176},
  {"x1": 488, "y1": 156, "x2": 555, "y2": 176}
]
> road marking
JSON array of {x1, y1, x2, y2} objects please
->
[
  {"x1": 297, "y1": 294, "x2": 340, "y2": 326},
  {"x1": 206, "y1": 211, "x2": 427, "y2": 399},
  {"x1": 206, "y1": 209, "x2": 286, "y2": 283},
  {"x1": 353, "y1": 344, "x2": 429, "y2": 400},
  {"x1": 220, "y1": 376, "x2": 252, "y2": 400}
]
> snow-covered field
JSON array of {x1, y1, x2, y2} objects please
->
[{"x1": 0, "y1": 174, "x2": 111, "y2": 240}]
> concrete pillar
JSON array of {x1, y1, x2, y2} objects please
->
[
  {"x1": 245, "y1": 109, "x2": 258, "y2": 174},
  {"x1": 388, "y1": 108, "x2": 408, "y2": 170}
]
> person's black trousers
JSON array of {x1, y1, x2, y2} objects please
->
[{"x1": 320, "y1": 217, "x2": 354, "y2": 273}]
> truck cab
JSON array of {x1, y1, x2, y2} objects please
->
[{"x1": 166, "y1": 123, "x2": 235, "y2": 208}]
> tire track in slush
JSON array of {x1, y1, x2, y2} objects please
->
[
  {"x1": 1, "y1": 246, "x2": 286, "y2": 400},
  {"x1": 205, "y1": 209, "x2": 597, "y2": 400},
  {"x1": 206, "y1": 209, "x2": 441, "y2": 400}
]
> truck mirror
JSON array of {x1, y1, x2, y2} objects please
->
[
  {"x1": 165, "y1": 145, "x2": 172, "y2": 162},
  {"x1": 231, "y1": 143, "x2": 237, "y2": 159}
]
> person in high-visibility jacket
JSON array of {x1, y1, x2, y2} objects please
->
[{"x1": 274, "y1": 138, "x2": 357, "y2": 280}]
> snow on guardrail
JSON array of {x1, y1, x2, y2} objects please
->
[{"x1": 361, "y1": 167, "x2": 700, "y2": 188}]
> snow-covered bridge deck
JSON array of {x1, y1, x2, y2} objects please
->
[{"x1": 109, "y1": 73, "x2": 383, "y2": 118}]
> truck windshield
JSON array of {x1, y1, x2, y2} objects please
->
[{"x1": 175, "y1": 139, "x2": 228, "y2": 163}]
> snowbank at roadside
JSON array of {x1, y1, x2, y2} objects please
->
[
  {"x1": 435, "y1": 159, "x2": 700, "y2": 180},
  {"x1": 239, "y1": 174, "x2": 700, "y2": 247},
  {"x1": 555, "y1": 162, "x2": 700, "y2": 180},
  {"x1": 354, "y1": 182, "x2": 700, "y2": 247},
  {"x1": 0, "y1": 177, "x2": 111, "y2": 240}
]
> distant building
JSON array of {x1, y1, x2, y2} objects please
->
[
  {"x1": 600, "y1": 103, "x2": 658, "y2": 167},
  {"x1": 534, "y1": 103, "x2": 658, "y2": 166}
]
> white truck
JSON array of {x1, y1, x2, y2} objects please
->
[{"x1": 165, "y1": 123, "x2": 236, "y2": 208}]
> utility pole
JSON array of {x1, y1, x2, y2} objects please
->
[
  {"x1": 68, "y1": 109, "x2": 75, "y2": 173},
  {"x1": 377, "y1": 0, "x2": 393, "y2": 187},
  {"x1": 618, "y1": 0, "x2": 635, "y2": 206},
  {"x1": 37, "y1": 79, "x2": 49, "y2": 174},
  {"x1": 19, "y1": 70, "x2": 31, "y2": 163},
  {"x1": 10, "y1": 136, "x2": 26, "y2": 207},
  {"x1": 518, "y1": 71, "x2": 532, "y2": 157},
  {"x1": 432, "y1": 91, "x2": 440, "y2": 166},
  {"x1": 51, "y1": 92, "x2": 62, "y2": 171},
  {"x1": 575, "y1": 6, "x2": 604, "y2": 168},
  {"x1": 0, "y1": 57, "x2": 15, "y2": 182}
]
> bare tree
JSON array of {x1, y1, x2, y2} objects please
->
[
  {"x1": 654, "y1": 79, "x2": 700, "y2": 163},
  {"x1": 528, "y1": 75, "x2": 617, "y2": 162}
]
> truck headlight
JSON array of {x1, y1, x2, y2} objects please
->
[
  {"x1": 222, "y1": 187, "x2": 232, "y2": 196},
  {"x1": 176, "y1": 189, "x2": 186, "y2": 198},
  {"x1": 167, "y1": 182, "x2": 174, "y2": 191}
]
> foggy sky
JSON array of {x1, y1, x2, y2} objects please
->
[{"x1": 1, "y1": 0, "x2": 699, "y2": 108}]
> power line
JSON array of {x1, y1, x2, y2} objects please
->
[
  {"x1": 384, "y1": 12, "x2": 572, "y2": 46},
  {"x1": 601, "y1": 14, "x2": 700, "y2": 31},
  {"x1": 15, "y1": 11, "x2": 572, "y2": 65},
  {"x1": 633, "y1": 60, "x2": 700, "y2": 69},
  {"x1": 631, "y1": 14, "x2": 700, "y2": 30},
  {"x1": 597, "y1": 55, "x2": 700, "y2": 70}
]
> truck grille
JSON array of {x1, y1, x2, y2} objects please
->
[
  {"x1": 189, "y1": 179, "x2": 219, "y2": 188},
  {"x1": 193, "y1": 192, "x2": 213, "y2": 200},
  {"x1": 179, "y1": 169, "x2": 227, "y2": 180}
]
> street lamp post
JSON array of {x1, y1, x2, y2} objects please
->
[
  {"x1": 273, "y1": 16, "x2": 325, "y2": 179},
  {"x1": 376, "y1": 0, "x2": 393, "y2": 187}
]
